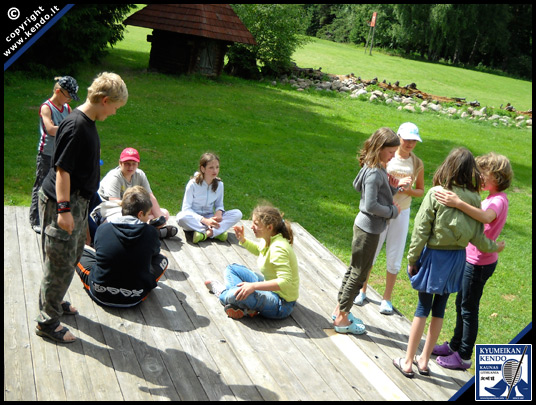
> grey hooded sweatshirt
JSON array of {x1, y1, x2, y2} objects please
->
[{"x1": 353, "y1": 165, "x2": 399, "y2": 234}]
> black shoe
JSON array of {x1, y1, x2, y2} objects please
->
[{"x1": 148, "y1": 215, "x2": 166, "y2": 227}]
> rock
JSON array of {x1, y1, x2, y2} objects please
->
[
  {"x1": 428, "y1": 103, "x2": 442, "y2": 112},
  {"x1": 403, "y1": 105, "x2": 416, "y2": 112}
]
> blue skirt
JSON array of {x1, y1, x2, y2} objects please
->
[{"x1": 408, "y1": 247, "x2": 466, "y2": 295}]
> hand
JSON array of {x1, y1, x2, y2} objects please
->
[
  {"x1": 213, "y1": 211, "x2": 223, "y2": 223},
  {"x1": 397, "y1": 176, "x2": 413, "y2": 191},
  {"x1": 434, "y1": 189, "x2": 460, "y2": 207},
  {"x1": 233, "y1": 225, "x2": 245, "y2": 243},
  {"x1": 496, "y1": 240, "x2": 506, "y2": 253},
  {"x1": 394, "y1": 202, "x2": 401, "y2": 215},
  {"x1": 408, "y1": 264, "x2": 419, "y2": 277},
  {"x1": 57, "y1": 212, "x2": 74, "y2": 235},
  {"x1": 202, "y1": 217, "x2": 220, "y2": 229},
  {"x1": 234, "y1": 282, "x2": 255, "y2": 301}
]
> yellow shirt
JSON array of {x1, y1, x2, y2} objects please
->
[{"x1": 240, "y1": 233, "x2": 299, "y2": 302}]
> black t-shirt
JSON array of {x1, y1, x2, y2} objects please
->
[{"x1": 41, "y1": 109, "x2": 100, "y2": 200}]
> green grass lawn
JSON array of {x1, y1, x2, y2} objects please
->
[
  {"x1": 293, "y1": 37, "x2": 533, "y2": 112},
  {"x1": 4, "y1": 28, "x2": 532, "y2": 374}
]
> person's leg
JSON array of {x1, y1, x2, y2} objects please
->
[
  {"x1": 211, "y1": 209, "x2": 242, "y2": 238},
  {"x1": 336, "y1": 226, "x2": 379, "y2": 325},
  {"x1": 37, "y1": 193, "x2": 88, "y2": 342},
  {"x1": 30, "y1": 154, "x2": 51, "y2": 228},
  {"x1": 176, "y1": 211, "x2": 207, "y2": 233},
  {"x1": 457, "y1": 262, "x2": 497, "y2": 360}
]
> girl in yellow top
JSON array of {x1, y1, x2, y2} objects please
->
[{"x1": 205, "y1": 205, "x2": 299, "y2": 320}]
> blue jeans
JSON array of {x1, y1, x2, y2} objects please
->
[
  {"x1": 219, "y1": 263, "x2": 296, "y2": 319},
  {"x1": 414, "y1": 292, "x2": 450, "y2": 318},
  {"x1": 449, "y1": 261, "x2": 497, "y2": 360}
]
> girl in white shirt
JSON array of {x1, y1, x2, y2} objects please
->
[{"x1": 176, "y1": 153, "x2": 242, "y2": 243}]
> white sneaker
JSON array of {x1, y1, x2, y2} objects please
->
[
  {"x1": 353, "y1": 292, "x2": 367, "y2": 306},
  {"x1": 379, "y1": 300, "x2": 393, "y2": 314}
]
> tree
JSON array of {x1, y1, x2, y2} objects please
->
[
  {"x1": 14, "y1": 4, "x2": 135, "y2": 74},
  {"x1": 225, "y1": 4, "x2": 310, "y2": 78}
]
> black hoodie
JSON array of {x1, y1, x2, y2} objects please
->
[{"x1": 89, "y1": 216, "x2": 161, "y2": 307}]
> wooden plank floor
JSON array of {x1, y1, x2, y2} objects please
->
[{"x1": 4, "y1": 206, "x2": 471, "y2": 401}]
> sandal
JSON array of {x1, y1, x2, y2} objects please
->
[
  {"x1": 61, "y1": 301, "x2": 78, "y2": 315},
  {"x1": 36, "y1": 321, "x2": 76, "y2": 344},
  {"x1": 436, "y1": 351, "x2": 471, "y2": 370},
  {"x1": 333, "y1": 320, "x2": 366, "y2": 335},
  {"x1": 413, "y1": 355, "x2": 430, "y2": 376},
  {"x1": 159, "y1": 225, "x2": 178, "y2": 239},
  {"x1": 393, "y1": 357, "x2": 414, "y2": 378},
  {"x1": 432, "y1": 341, "x2": 453, "y2": 356}
]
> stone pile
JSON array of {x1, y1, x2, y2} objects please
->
[{"x1": 274, "y1": 68, "x2": 532, "y2": 129}]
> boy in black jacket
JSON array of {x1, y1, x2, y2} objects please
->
[{"x1": 76, "y1": 186, "x2": 169, "y2": 307}]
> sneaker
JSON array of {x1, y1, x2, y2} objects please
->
[
  {"x1": 436, "y1": 351, "x2": 471, "y2": 370},
  {"x1": 214, "y1": 231, "x2": 228, "y2": 242},
  {"x1": 379, "y1": 300, "x2": 393, "y2": 314},
  {"x1": 193, "y1": 231, "x2": 207, "y2": 243},
  {"x1": 433, "y1": 341, "x2": 454, "y2": 356},
  {"x1": 204, "y1": 280, "x2": 226, "y2": 297},
  {"x1": 354, "y1": 292, "x2": 367, "y2": 306},
  {"x1": 224, "y1": 304, "x2": 258, "y2": 319}
]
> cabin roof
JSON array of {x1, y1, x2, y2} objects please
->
[{"x1": 124, "y1": 4, "x2": 256, "y2": 45}]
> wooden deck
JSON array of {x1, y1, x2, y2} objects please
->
[{"x1": 4, "y1": 206, "x2": 471, "y2": 401}]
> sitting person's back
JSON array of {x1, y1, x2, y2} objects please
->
[{"x1": 76, "y1": 186, "x2": 168, "y2": 307}]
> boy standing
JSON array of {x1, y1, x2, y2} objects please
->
[
  {"x1": 36, "y1": 72, "x2": 128, "y2": 343},
  {"x1": 30, "y1": 76, "x2": 79, "y2": 233}
]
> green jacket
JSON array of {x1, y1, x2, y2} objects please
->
[{"x1": 407, "y1": 185, "x2": 498, "y2": 265}]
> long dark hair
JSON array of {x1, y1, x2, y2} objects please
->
[{"x1": 433, "y1": 147, "x2": 481, "y2": 192}]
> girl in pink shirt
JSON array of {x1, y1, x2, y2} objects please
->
[{"x1": 432, "y1": 152, "x2": 513, "y2": 370}]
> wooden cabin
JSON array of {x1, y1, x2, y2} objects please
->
[{"x1": 124, "y1": 4, "x2": 256, "y2": 76}]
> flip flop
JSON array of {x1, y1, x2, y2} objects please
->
[
  {"x1": 333, "y1": 320, "x2": 366, "y2": 335},
  {"x1": 393, "y1": 357, "x2": 414, "y2": 378},
  {"x1": 413, "y1": 355, "x2": 430, "y2": 376}
]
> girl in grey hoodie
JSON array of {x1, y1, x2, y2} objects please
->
[{"x1": 332, "y1": 127, "x2": 411, "y2": 335}]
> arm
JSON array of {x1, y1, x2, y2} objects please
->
[
  {"x1": 407, "y1": 189, "x2": 436, "y2": 265},
  {"x1": 40, "y1": 104, "x2": 59, "y2": 136},
  {"x1": 56, "y1": 167, "x2": 74, "y2": 234},
  {"x1": 435, "y1": 189, "x2": 497, "y2": 224},
  {"x1": 363, "y1": 171, "x2": 399, "y2": 219},
  {"x1": 234, "y1": 279, "x2": 280, "y2": 301},
  {"x1": 401, "y1": 165, "x2": 425, "y2": 198}
]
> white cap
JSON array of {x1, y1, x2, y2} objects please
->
[{"x1": 397, "y1": 122, "x2": 422, "y2": 142}]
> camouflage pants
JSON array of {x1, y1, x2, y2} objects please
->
[
  {"x1": 30, "y1": 153, "x2": 52, "y2": 227},
  {"x1": 37, "y1": 188, "x2": 89, "y2": 324}
]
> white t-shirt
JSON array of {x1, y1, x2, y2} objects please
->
[{"x1": 98, "y1": 166, "x2": 152, "y2": 201}]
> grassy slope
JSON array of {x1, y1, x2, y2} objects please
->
[{"x1": 4, "y1": 27, "x2": 532, "y2": 373}]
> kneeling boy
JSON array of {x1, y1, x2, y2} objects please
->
[{"x1": 76, "y1": 186, "x2": 168, "y2": 307}]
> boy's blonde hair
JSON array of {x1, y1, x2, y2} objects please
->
[
  {"x1": 476, "y1": 152, "x2": 513, "y2": 192},
  {"x1": 87, "y1": 72, "x2": 128, "y2": 104}
]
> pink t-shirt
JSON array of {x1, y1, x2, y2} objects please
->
[{"x1": 466, "y1": 192, "x2": 509, "y2": 265}]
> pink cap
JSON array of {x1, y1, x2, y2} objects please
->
[{"x1": 119, "y1": 147, "x2": 140, "y2": 162}]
